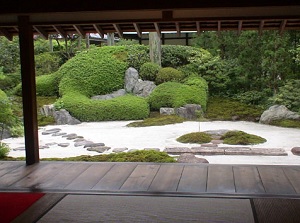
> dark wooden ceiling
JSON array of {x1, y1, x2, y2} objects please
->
[{"x1": 0, "y1": 1, "x2": 300, "y2": 40}]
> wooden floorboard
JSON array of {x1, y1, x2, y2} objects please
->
[{"x1": 1, "y1": 162, "x2": 300, "y2": 197}]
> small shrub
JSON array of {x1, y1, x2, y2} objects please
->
[
  {"x1": 156, "y1": 67, "x2": 185, "y2": 85},
  {"x1": 177, "y1": 132, "x2": 212, "y2": 144},
  {"x1": 161, "y1": 45, "x2": 190, "y2": 68},
  {"x1": 9, "y1": 124, "x2": 24, "y2": 137},
  {"x1": 36, "y1": 73, "x2": 60, "y2": 96},
  {"x1": 139, "y1": 62, "x2": 161, "y2": 81},
  {"x1": 126, "y1": 45, "x2": 150, "y2": 71},
  {"x1": 148, "y1": 82, "x2": 207, "y2": 111},
  {"x1": 127, "y1": 115, "x2": 185, "y2": 127},
  {"x1": 221, "y1": 130, "x2": 266, "y2": 145},
  {"x1": 35, "y1": 52, "x2": 60, "y2": 76},
  {"x1": 0, "y1": 143, "x2": 10, "y2": 159}
]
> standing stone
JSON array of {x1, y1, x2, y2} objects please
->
[
  {"x1": 175, "y1": 104, "x2": 202, "y2": 120},
  {"x1": 53, "y1": 109, "x2": 81, "y2": 125},
  {"x1": 40, "y1": 104, "x2": 55, "y2": 117},
  {"x1": 125, "y1": 67, "x2": 139, "y2": 93}
]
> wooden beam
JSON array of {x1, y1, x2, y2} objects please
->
[
  {"x1": 175, "y1": 22, "x2": 180, "y2": 37},
  {"x1": 238, "y1": 20, "x2": 243, "y2": 35},
  {"x1": 279, "y1": 19, "x2": 287, "y2": 35},
  {"x1": 196, "y1": 22, "x2": 201, "y2": 35},
  {"x1": 93, "y1": 24, "x2": 105, "y2": 39},
  {"x1": 73, "y1": 25, "x2": 85, "y2": 37},
  {"x1": 0, "y1": 28, "x2": 13, "y2": 41},
  {"x1": 33, "y1": 26, "x2": 48, "y2": 39},
  {"x1": 259, "y1": 20, "x2": 265, "y2": 35},
  {"x1": 113, "y1": 24, "x2": 123, "y2": 38},
  {"x1": 18, "y1": 16, "x2": 39, "y2": 165},
  {"x1": 53, "y1": 25, "x2": 67, "y2": 38},
  {"x1": 133, "y1": 23, "x2": 142, "y2": 38},
  {"x1": 154, "y1": 22, "x2": 161, "y2": 38}
]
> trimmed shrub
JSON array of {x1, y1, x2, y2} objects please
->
[
  {"x1": 148, "y1": 82, "x2": 207, "y2": 111},
  {"x1": 221, "y1": 130, "x2": 266, "y2": 145},
  {"x1": 60, "y1": 92, "x2": 149, "y2": 121},
  {"x1": 156, "y1": 67, "x2": 185, "y2": 85},
  {"x1": 126, "y1": 45, "x2": 150, "y2": 71},
  {"x1": 36, "y1": 73, "x2": 60, "y2": 96},
  {"x1": 161, "y1": 45, "x2": 190, "y2": 68},
  {"x1": 177, "y1": 132, "x2": 212, "y2": 144},
  {"x1": 139, "y1": 62, "x2": 161, "y2": 81}
]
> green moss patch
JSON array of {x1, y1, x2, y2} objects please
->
[
  {"x1": 177, "y1": 132, "x2": 212, "y2": 144},
  {"x1": 269, "y1": 119, "x2": 300, "y2": 129},
  {"x1": 221, "y1": 130, "x2": 266, "y2": 145},
  {"x1": 127, "y1": 115, "x2": 185, "y2": 127}
]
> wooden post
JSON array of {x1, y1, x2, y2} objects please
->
[
  {"x1": 149, "y1": 32, "x2": 161, "y2": 66},
  {"x1": 18, "y1": 16, "x2": 40, "y2": 165},
  {"x1": 107, "y1": 33, "x2": 115, "y2": 46}
]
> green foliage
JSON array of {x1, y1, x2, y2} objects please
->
[
  {"x1": 270, "y1": 79, "x2": 300, "y2": 112},
  {"x1": 0, "y1": 89, "x2": 16, "y2": 140},
  {"x1": 221, "y1": 130, "x2": 267, "y2": 145},
  {"x1": 36, "y1": 73, "x2": 60, "y2": 96},
  {"x1": 59, "y1": 46, "x2": 128, "y2": 97},
  {"x1": 156, "y1": 67, "x2": 185, "y2": 85},
  {"x1": 269, "y1": 119, "x2": 300, "y2": 129},
  {"x1": 139, "y1": 62, "x2": 161, "y2": 81},
  {"x1": 161, "y1": 45, "x2": 190, "y2": 68},
  {"x1": 177, "y1": 132, "x2": 212, "y2": 144},
  {"x1": 148, "y1": 82, "x2": 208, "y2": 111},
  {"x1": 9, "y1": 124, "x2": 24, "y2": 137},
  {"x1": 0, "y1": 37, "x2": 20, "y2": 73},
  {"x1": 35, "y1": 52, "x2": 60, "y2": 76},
  {"x1": 0, "y1": 72, "x2": 20, "y2": 91},
  {"x1": 38, "y1": 115, "x2": 55, "y2": 126},
  {"x1": 115, "y1": 39, "x2": 139, "y2": 46},
  {"x1": 127, "y1": 115, "x2": 185, "y2": 127},
  {"x1": 126, "y1": 45, "x2": 150, "y2": 71},
  {"x1": 41, "y1": 150, "x2": 176, "y2": 163},
  {"x1": 233, "y1": 90, "x2": 272, "y2": 106},
  {"x1": 205, "y1": 97, "x2": 264, "y2": 121},
  {"x1": 0, "y1": 143, "x2": 10, "y2": 159},
  {"x1": 61, "y1": 93, "x2": 149, "y2": 121}
]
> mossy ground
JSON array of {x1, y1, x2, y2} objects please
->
[
  {"x1": 269, "y1": 119, "x2": 300, "y2": 129},
  {"x1": 127, "y1": 115, "x2": 185, "y2": 127},
  {"x1": 176, "y1": 132, "x2": 212, "y2": 144},
  {"x1": 221, "y1": 130, "x2": 266, "y2": 145},
  {"x1": 1, "y1": 150, "x2": 176, "y2": 163}
]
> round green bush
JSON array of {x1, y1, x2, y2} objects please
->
[
  {"x1": 139, "y1": 62, "x2": 161, "y2": 81},
  {"x1": 155, "y1": 67, "x2": 185, "y2": 85},
  {"x1": 220, "y1": 130, "x2": 267, "y2": 145},
  {"x1": 60, "y1": 92, "x2": 149, "y2": 121},
  {"x1": 177, "y1": 132, "x2": 212, "y2": 144},
  {"x1": 148, "y1": 82, "x2": 208, "y2": 111},
  {"x1": 36, "y1": 73, "x2": 60, "y2": 96}
]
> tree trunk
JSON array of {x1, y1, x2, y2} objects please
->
[{"x1": 149, "y1": 32, "x2": 161, "y2": 66}]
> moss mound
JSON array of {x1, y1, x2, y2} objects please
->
[
  {"x1": 221, "y1": 130, "x2": 266, "y2": 145},
  {"x1": 127, "y1": 115, "x2": 185, "y2": 127},
  {"x1": 148, "y1": 80, "x2": 208, "y2": 111},
  {"x1": 269, "y1": 119, "x2": 300, "y2": 129},
  {"x1": 177, "y1": 132, "x2": 212, "y2": 144},
  {"x1": 40, "y1": 150, "x2": 176, "y2": 163}
]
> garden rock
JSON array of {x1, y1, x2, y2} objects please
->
[
  {"x1": 203, "y1": 129, "x2": 230, "y2": 140},
  {"x1": 42, "y1": 128, "x2": 61, "y2": 135},
  {"x1": 84, "y1": 143, "x2": 105, "y2": 148},
  {"x1": 112, "y1": 148, "x2": 128, "y2": 153},
  {"x1": 52, "y1": 132, "x2": 67, "y2": 136},
  {"x1": 54, "y1": 109, "x2": 81, "y2": 125},
  {"x1": 125, "y1": 67, "x2": 139, "y2": 92},
  {"x1": 144, "y1": 148, "x2": 160, "y2": 151},
  {"x1": 74, "y1": 140, "x2": 94, "y2": 147},
  {"x1": 91, "y1": 89, "x2": 126, "y2": 100},
  {"x1": 259, "y1": 105, "x2": 300, "y2": 124},
  {"x1": 177, "y1": 153, "x2": 209, "y2": 163},
  {"x1": 160, "y1": 107, "x2": 175, "y2": 115},
  {"x1": 58, "y1": 143, "x2": 70, "y2": 147},
  {"x1": 291, "y1": 147, "x2": 300, "y2": 156},
  {"x1": 87, "y1": 146, "x2": 110, "y2": 153},
  {"x1": 132, "y1": 79, "x2": 156, "y2": 97},
  {"x1": 62, "y1": 133, "x2": 77, "y2": 138},
  {"x1": 0, "y1": 128, "x2": 11, "y2": 140},
  {"x1": 40, "y1": 104, "x2": 55, "y2": 117},
  {"x1": 175, "y1": 104, "x2": 202, "y2": 120}
]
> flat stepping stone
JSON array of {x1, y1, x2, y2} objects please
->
[
  {"x1": 62, "y1": 133, "x2": 77, "y2": 138},
  {"x1": 191, "y1": 147, "x2": 225, "y2": 155},
  {"x1": 84, "y1": 143, "x2": 105, "y2": 148},
  {"x1": 42, "y1": 129, "x2": 61, "y2": 135},
  {"x1": 201, "y1": 144, "x2": 218, "y2": 147},
  {"x1": 144, "y1": 148, "x2": 160, "y2": 152},
  {"x1": 39, "y1": 145, "x2": 50, "y2": 149},
  {"x1": 112, "y1": 148, "x2": 128, "y2": 153},
  {"x1": 45, "y1": 142, "x2": 57, "y2": 146},
  {"x1": 74, "y1": 140, "x2": 94, "y2": 147},
  {"x1": 58, "y1": 143, "x2": 70, "y2": 147},
  {"x1": 291, "y1": 147, "x2": 300, "y2": 156},
  {"x1": 13, "y1": 147, "x2": 25, "y2": 151},
  {"x1": 177, "y1": 153, "x2": 209, "y2": 163},
  {"x1": 224, "y1": 148, "x2": 287, "y2": 156},
  {"x1": 164, "y1": 147, "x2": 192, "y2": 155},
  {"x1": 73, "y1": 138, "x2": 86, "y2": 142},
  {"x1": 87, "y1": 146, "x2": 110, "y2": 153},
  {"x1": 128, "y1": 149, "x2": 138, "y2": 152},
  {"x1": 52, "y1": 132, "x2": 67, "y2": 136}
]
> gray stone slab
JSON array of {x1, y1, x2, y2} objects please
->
[
  {"x1": 191, "y1": 147, "x2": 225, "y2": 155},
  {"x1": 112, "y1": 148, "x2": 128, "y2": 153},
  {"x1": 225, "y1": 148, "x2": 287, "y2": 156},
  {"x1": 87, "y1": 146, "x2": 110, "y2": 153},
  {"x1": 164, "y1": 147, "x2": 192, "y2": 155}
]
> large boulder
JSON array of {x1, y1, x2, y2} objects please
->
[
  {"x1": 175, "y1": 104, "x2": 202, "y2": 120},
  {"x1": 133, "y1": 80, "x2": 156, "y2": 97},
  {"x1": 124, "y1": 67, "x2": 139, "y2": 93},
  {"x1": 259, "y1": 105, "x2": 300, "y2": 124},
  {"x1": 53, "y1": 109, "x2": 81, "y2": 125}
]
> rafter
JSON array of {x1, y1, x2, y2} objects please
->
[
  {"x1": 238, "y1": 20, "x2": 243, "y2": 35},
  {"x1": 175, "y1": 22, "x2": 180, "y2": 36},
  {"x1": 53, "y1": 25, "x2": 67, "y2": 38},
  {"x1": 0, "y1": 28, "x2": 13, "y2": 41},
  {"x1": 196, "y1": 22, "x2": 201, "y2": 35},
  {"x1": 259, "y1": 20, "x2": 265, "y2": 35},
  {"x1": 113, "y1": 24, "x2": 123, "y2": 38},
  {"x1": 93, "y1": 24, "x2": 105, "y2": 39},
  {"x1": 133, "y1": 23, "x2": 142, "y2": 38},
  {"x1": 33, "y1": 26, "x2": 48, "y2": 39},
  {"x1": 154, "y1": 22, "x2": 161, "y2": 38},
  {"x1": 279, "y1": 19, "x2": 287, "y2": 35},
  {"x1": 73, "y1": 25, "x2": 85, "y2": 37}
]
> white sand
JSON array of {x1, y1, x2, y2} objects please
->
[{"x1": 3, "y1": 121, "x2": 300, "y2": 165}]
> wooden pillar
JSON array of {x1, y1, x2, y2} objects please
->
[
  {"x1": 107, "y1": 33, "x2": 115, "y2": 46},
  {"x1": 18, "y1": 16, "x2": 39, "y2": 165},
  {"x1": 149, "y1": 32, "x2": 161, "y2": 66}
]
